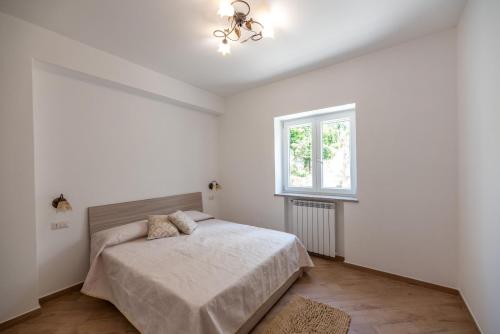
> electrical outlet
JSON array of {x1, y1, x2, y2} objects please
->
[{"x1": 51, "y1": 221, "x2": 68, "y2": 230}]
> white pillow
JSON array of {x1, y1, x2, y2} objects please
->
[
  {"x1": 184, "y1": 210, "x2": 214, "y2": 222},
  {"x1": 168, "y1": 211, "x2": 198, "y2": 234}
]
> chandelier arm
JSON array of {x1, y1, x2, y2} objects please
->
[
  {"x1": 240, "y1": 31, "x2": 262, "y2": 43},
  {"x1": 240, "y1": 35, "x2": 252, "y2": 43},
  {"x1": 213, "y1": 29, "x2": 227, "y2": 38},
  {"x1": 225, "y1": 22, "x2": 240, "y2": 41},
  {"x1": 251, "y1": 33, "x2": 263, "y2": 41},
  {"x1": 250, "y1": 19, "x2": 264, "y2": 29},
  {"x1": 240, "y1": 19, "x2": 264, "y2": 36},
  {"x1": 226, "y1": 34, "x2": 240, "y2": 42},
  {"x1": 240, "y1": 24, "x2": 261, "y2": 36},
  {"x1": 231, "y1": 0, "x2": 251, "y2": 16}
]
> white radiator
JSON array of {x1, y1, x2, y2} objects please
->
[{"x1": 287, "y1": 199, "x2": 336, "y2": 258}]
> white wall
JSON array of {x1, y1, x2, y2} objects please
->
[
  {"x1": 457, "y1": 0, "x2": 500, "y2": 332},
  {"x1": 219, "y1": 29, "x2": 458, "y2": 288},
  {"x1": 0, "y1": 15, "x2": 39, "y2": 325},
  {"x1": 0, "y1": 12, "x2": 222, "y2": 323},
  {"x1": 5, "y1": 5, "x2": 494, "y2": 326},
  {"x1": 33, "y1": 62, "x2": 219, "y2": 297}
]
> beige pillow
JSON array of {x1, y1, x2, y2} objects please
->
[
  {"x1": 168, "y1": 210, "x2": 198, "y2": 234},
  {"x1": 147, "y1": 215, "x2": 179, "y2": 240}
]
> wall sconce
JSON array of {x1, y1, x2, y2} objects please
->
[
  {"x1": 208, "y1": 181, "x2": 221, "y2": 191},
  {"x1": 52, "y1": 194, "x2": 72, "y2": 213}
]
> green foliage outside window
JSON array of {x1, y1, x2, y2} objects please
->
[
  {"x1": 322, "y1": 121, "x2": 349, "y2": 160},
  {"x1": 289, "y1": 126, "x2": 312, "y2": 178},
  {"x1": 288, "y1": 121, "x2": 349, "y2": 179}
]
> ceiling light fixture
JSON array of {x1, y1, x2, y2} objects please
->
[{"x1": 213, "y1": 0, "x2": 274, "y2": 55}]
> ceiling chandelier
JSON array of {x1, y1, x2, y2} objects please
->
[{"x1": 213, "y1": 0, "x2": 274, "y2": 55}]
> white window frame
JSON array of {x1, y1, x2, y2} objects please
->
[
  {"x1": 281, "y1": 106, "x2": 357, "y2": 197},
  {"x1": 283, "y1": 118, "x2": 316, "y2": 193}
]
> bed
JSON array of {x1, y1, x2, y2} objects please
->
[{"x1": 81, "y1": 192, "x2": 313, "y2": 334}]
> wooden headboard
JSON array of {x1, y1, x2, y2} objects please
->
[{"x1": 88, "y1": 192, "x2": 203, "y2": 235}]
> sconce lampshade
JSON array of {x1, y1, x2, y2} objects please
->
[
  {"x1": 208, "y1": 181, "x2": 221, "y2": 191},
  {"x1": 52, "y1": 194, "x2": 72, "y2": 213}
]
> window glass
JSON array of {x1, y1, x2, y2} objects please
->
[
  {"x1": 321, "y1": 119, "x2": 351, "y2": 189},
  {"x1": 288, "y1": 123, "x2": 312, "y2": 188}
]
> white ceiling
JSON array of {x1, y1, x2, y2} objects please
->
[{"x1": 0, "y1": 0, "x2": 466, "y2": 96}]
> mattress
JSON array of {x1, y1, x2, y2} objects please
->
[{"x1": 82, "y1": 218, "x2": 313, "y2": 334}]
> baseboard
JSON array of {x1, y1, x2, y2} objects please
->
[
  {"x1": 0, "y1": 307, "x2": 41, "y2": 331},
  {"x1": 342, "y1": 262, "x2": 459, "y2": 295},
  {"x1": 459, "y1": 292, "x2": 483, "y2": 333},
  {"x1": 333, "y1": 255, "x2": 345, "y2": 262},
  {"x1": 311, "y1": 252, "x2": 458, "y2": 294},
  {"x1": 308, "y1": 252, "x2": 345, "y2": 262},
  {"x1": 39, "y1": 282, "x2": 84, "y2": 304},
  {"x1": 317, "y1": 255, "x2": 480, "y2": 329}
]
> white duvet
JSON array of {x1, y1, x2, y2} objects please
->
[{"x1": 82, "y1": 218, "x2": 313, "y2": 334}]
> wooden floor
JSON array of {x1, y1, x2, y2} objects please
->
[{"x1": 1, "y1": 257, "x2": 478, "y2": 334}]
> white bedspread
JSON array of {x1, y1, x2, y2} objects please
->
[{"x1": 82, "y1": 219, "x2": 313, "y2": 334}]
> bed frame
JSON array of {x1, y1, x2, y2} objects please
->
[
  {"x1": 87, "y1": 192, "x2": 301, "y2": 334},
  {"x1": 88, "y1": 192, "x2": 203, "y2": 235}
]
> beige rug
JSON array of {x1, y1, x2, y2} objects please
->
[{"x1": 263, "y1": 295, "x2": 351, "y2": 334}]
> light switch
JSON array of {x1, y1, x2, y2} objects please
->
[{"x1": 51, "y1": 221, "x2": 69, "y2": 230}]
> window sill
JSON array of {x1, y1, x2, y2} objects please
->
[{"x1": 274, "y1": 192, "x2": 359, "y2": 202}]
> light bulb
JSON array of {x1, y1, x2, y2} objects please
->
[
  {"x1": 217, "y1": 0, "x2": 235, "y2": 17},
  {"x1": 217, "y1": 40, "x2": 231, "y2": 55}
]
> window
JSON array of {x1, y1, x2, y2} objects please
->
[{"x1": 276, "y1": 104, "x2": 357, "y2": 197}]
